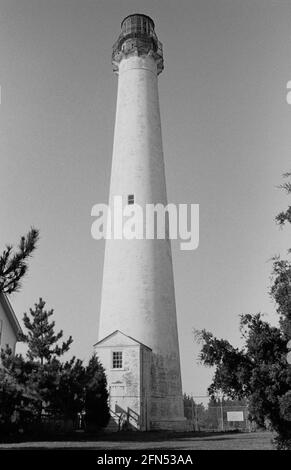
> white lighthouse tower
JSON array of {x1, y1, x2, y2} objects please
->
[{"x1": 94, "y1": 14, "x2": 186, "y2": 431}]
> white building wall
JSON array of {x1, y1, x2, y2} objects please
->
[
  {"x1": 0, "y1": 301, "x2": 17, "y2": 354},
  {"x1": 95, "y1": 330, "x2": 154, "y2": 430},
  {"x1": 96, "y1": 343, "x2": 142, "y2": 428}
]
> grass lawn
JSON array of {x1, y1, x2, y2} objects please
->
[{"x1": 0, "y1": 431, "x2": 274, "y2": 450}]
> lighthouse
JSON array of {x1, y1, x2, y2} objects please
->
[{"x1": 94, "y1": 14, "x2": 186, "y2": 431}]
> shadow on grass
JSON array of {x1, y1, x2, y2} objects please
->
[{"x1": 0, "y1": 430, "x2": 252, "y2": 444}]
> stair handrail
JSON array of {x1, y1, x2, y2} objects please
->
[{"x1": 127, "y1": 407, "x2": 139, "y2": 424}]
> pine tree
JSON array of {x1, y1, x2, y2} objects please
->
[
  {"x1": 0, "y1": 228, "x2": 39, "y2": 294},
  {"x1": 22, "y1": 298, "x2": 73, "y2": 364},
  {"x1": 0, "y1": 304, "x2": 111, "y2": 433},
  {"x1": 84, "y1": 354, "x2": 110, "y2": 429},
  {"x1": 50, "y1": 357, "x2": 86, "y2": 419},
  {"x1": 0, "y1": 347, "x2": 40, "y2": 435}
]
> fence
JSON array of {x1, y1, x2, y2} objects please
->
[
  {"x1": 108, "y1": 393, "x2": 253, "y2": 432},
  {"x1": 184, "y1": 396, "x2": 252, "y2": 432}
]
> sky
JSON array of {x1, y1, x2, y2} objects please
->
[{"x1": 0, "y1": 0, "x2": 291, "y2": 399}]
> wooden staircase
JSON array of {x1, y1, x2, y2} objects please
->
[
  {"x1": 104, "y1": 414, "x2": 120, "y2": 432},
  {"x1": 104, "y1": 409, "x2": 126, "y2": 432},
  {"x1": 104, "y1": 407, "x2": 140, "y2": 432}
]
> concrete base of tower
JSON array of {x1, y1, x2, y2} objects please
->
[{"x1": 150, "y1": 417, "x2": 188, "y2": 431}]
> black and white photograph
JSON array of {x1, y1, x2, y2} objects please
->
[{"x1": 0, "y1": 0, "x2": 290, "y2": 463}]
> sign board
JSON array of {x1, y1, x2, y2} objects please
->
[{"x1": 227, "y1": 411, "x2": 244, "y2": 422}]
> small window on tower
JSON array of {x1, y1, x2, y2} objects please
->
[
  {"x1": 128, "y1": 194, "x2": 134, "y2": 205},
  {"x1": 112, "y1": 351, "x2": 123, "y2": 369}
]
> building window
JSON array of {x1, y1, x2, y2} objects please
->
[
  {"x1": 128, "y1": 194, "x2": 134, "y2": 205},
  {"x1": 112, "y1": 351, "x2": 123, "y2": 369}
]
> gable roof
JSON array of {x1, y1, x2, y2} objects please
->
[
  {"x1": 0, "y1": 293, "x2": 23, "y2": 339},
  {"x1": 94, "y1": 329, "x2": 152, "y2": 351}
]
